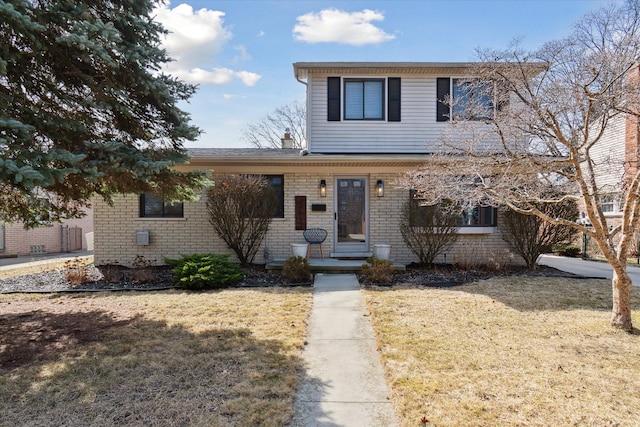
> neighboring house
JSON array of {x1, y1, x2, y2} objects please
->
[
  {"x1": 581, "y1": 65, "x2": 640, "y2": 226},
  {"x1": 0, "y1": 208, "x2": 93, "y2": 257},
  {"x1": 94, "y1": 62, "x2": 516, "y2": 267}
]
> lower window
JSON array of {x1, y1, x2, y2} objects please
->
[
  {"x1": 461, "y1": 203, "x2": 498, "y2": 227},
  {"x1": 409, "y1": 191, "x2": 497, "y2": 227},
  {"x1": 139, "y1": 194, "x2": 184, "y2": 218}
]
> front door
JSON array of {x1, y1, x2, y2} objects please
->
[{"x1": 334, "y1": 177, "x2": 368, "y2": 253}]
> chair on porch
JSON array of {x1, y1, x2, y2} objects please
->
[{"x1": 303, "y1": 228, "x2": 328, "y2": 259}]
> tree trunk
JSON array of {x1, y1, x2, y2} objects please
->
[{"x1": 611, "y1": 270, "x2": 633, "y2": 331}]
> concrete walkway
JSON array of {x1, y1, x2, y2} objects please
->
[
  {"x1": 291, "y1": 273, "x2": 397, "y2": 427},
  {"x1": 539, "y1": 254, "x2": 640, "y2": 286}
]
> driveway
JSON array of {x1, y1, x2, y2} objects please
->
[{"x1": 539, "y1": 254, "x2": 640, "y2": 286}]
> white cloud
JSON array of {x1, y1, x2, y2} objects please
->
[
  {"x1": 233, "y1": 45, "x2": 251, "y2": 63},
  {"x1": 235, "y1": 70, "x2": 261, "y2": 86},
  {"x1": 293, "y1": 8, "x2": 395, "y2": 46},
  {"x1": 154, "y1": 2, "x2": 261, "y2": 86},
  {"x1": 257, "y1": 30, "x2": 266, "y2": 37},
  {"x1": 170, "y1": 67, "x2": 261, "y2": 86},
  {"x1": 155, "y1": 3, "x2": 231, "y2": 69},
  {"x1": 223, "y1": 94, "x2": 247, "y2": 99}
]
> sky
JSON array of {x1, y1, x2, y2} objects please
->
[{"x1": 153, "y1": 0, "x2": 614, "y2": 148}]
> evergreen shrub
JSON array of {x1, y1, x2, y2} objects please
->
[{"x1": 164, "y1": 253, "x2": 244, "y2": 290}]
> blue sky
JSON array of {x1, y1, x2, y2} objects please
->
[{"x1": 154, "y1": 0, "x2": 613, "y2": 148}]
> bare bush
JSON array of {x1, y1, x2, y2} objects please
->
[
  {"x1": 501, "y1": 200, "x2": 579, "y2": 269},
  {"x1": 207, "y1": 174, "x2": 276, "y2": 266},
  {"x1": 400, "y1": 198, "x2": 460, "y2": 266}
]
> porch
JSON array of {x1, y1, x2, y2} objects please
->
[{"x1": 265, "y1": 257, "x2": 406, "y2": 273}]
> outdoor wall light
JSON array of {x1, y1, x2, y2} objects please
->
[
  {"x1": 376, "y1": 180, "x2": 384, "y2": 197},
  {"x1": 319, "y1": 179, "x2": 327, "y2": 197}
]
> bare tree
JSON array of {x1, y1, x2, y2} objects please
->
[
  {"x1": 206, "y1": 174, "x2": 276, "y2": 266},
  {"x1": 401, "y1": 0, "x2": 640, "y2": 330},
  {"x1": 241, "y1": 100, "x2": 306, "y2": 149}
]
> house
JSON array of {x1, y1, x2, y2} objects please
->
[
  {"x1": 93, "y1": 62, "x2": 516, "y2": 267},
  {"x1": 0, "y1": 208, "x2": 93, "y2": 257},
  {"x1": 580, "y1": 65, "x2": 640, "y2": 226}
]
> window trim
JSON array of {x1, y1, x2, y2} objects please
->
[
  {"x1": 599, "y1": 194, "x2": 620, "y2": 215},
  {"x1": 437, "y1": 77, "x2": 496, "y2": 122},
  {"x1": 264, "y1": 174, "x2": 285, "y2": 219},
  {"x1": 327, "y1": 77, "x2": 401, "y2": 122},
  {"x1": 139, "y1": 194, "x2": 184, "y2": 218},
  {"x1": 409, "y1": 191, "x2": 497, "y2": 228},
  {"x1": 343, "y1": 78, "x2": 386, "y2": 121}
]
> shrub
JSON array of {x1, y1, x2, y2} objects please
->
[
  {"x1": 487, "y1": 249, "x2": 514, "y2": 273},
  {"x1": 282, "y1": 256, "x2": 312, "y2": 283},
  {"x1": 64, "y1": 257, "x2": 90, "y2": 285},
  {"x1": 206, "y1": 174, "x2": 277, "y2": 266},
  {"x1": 164, "y1": 253, "x2": 244, "y2": 290},
  {"x1": 553, "y1": 244, "x2": 582, "y2": 258},
  {"x1": 501, "y1": 198, "x2": 579, "y2": 269},
  {"x1": 400, "y1": 197, "x2": 460, "y2": 266},
  {"x1": 130, "y1": 255, "x2": 156, "y2": 284},
  {"x1": 361, "y1": 256, "x2": 394, "y2": 283},
  {"x1": 99, "y1": 261, "x2": 121, "y2": 283}
]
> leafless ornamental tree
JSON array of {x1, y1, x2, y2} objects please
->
[
  {"x1": 401, "y1": 1, "x2": 640, "y2": 330},
  {"x1": 241, "y1": 100, "x2": 306, "y2": 149}
]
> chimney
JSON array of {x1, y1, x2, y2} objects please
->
[{"x1": 281, "y1": 128, "x2": 294, "y2": 149}]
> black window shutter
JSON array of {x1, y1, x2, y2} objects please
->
[
  {"x1": 295, "y1": 196, "x2": 307, "y2": 230},
  {"x1": 436, "y1": 77, "x2": 451, "y2": 122},
  {"x1": 388, "y1": 77, "x2": 401, "y2": 122},
  {"x1": 327, "y1": 77, "x2": 341, "y2": 121}
]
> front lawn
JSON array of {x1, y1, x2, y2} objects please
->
[
  {"x1": 0, "y1": 288, "x2": 312, "y2": 426},
  {"x1": 364, "y1": 277, "x2": 640, "y2": 426}
]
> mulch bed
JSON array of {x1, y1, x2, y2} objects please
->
[
  {"x1": 358, "y1": 263, "x2": 582, "y2": 287},
  {"x1": 0, "y1": 262, "x2": 580, "y2": 293}
]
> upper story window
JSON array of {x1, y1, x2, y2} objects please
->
[
  {"x1": 327, "y1": 77, "x2": 401, "y2": 122},
  {"x1": 344, "y1": 79, "x2": 385, "y2": 120},
  {"x1": 139, "y1": 194, "x2": 184, "y2": 218},
  {"x1": 437, "y1": 77, "x2": 497, "y2": 122},
  {"x1": 264, "y1": 175, "x2": 285, "y2": 218},
  {"x1": 452, "y1": 79, "x2": 493, "y2": 120}
]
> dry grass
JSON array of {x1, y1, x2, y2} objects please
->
[
  {"x1": 0, "y1": 288, "x2": 312, "y2": 426},
  {"x1": 364, "y1": 277, "x2": 640, "y2": 427}
]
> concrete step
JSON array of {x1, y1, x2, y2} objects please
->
[{"x1": 265, "y1": 257, "x2": 405, "y2": 273}]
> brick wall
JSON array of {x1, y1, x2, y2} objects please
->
[
  {"x1": 95, "y1": 173, "x2": 516, "y2": 267},
  {"x1": 0, "y1": 208, "x2": 93, "y2": 256}
]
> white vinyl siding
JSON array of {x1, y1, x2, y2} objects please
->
[
  {"x1": 307, "y1": 73, "x2": 499, "y2": 154},
  {"x1": 588, "y1": 114, "x2": 626, "y2": 193}
]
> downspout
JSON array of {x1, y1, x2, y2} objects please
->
[{"x1": 295, "y1": 72, "x2": 309, "y2": 153}]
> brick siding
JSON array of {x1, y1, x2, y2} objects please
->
[{"x1": 94, "y1": 173, "x2": 516, "y2": 267}]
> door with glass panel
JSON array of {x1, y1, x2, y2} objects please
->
[{"x1": 334, "y1": 177, "x2": 368, "y2": 253}]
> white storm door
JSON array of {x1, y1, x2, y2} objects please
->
[{"x1": 334, "y1": 177, "x2": 369, "y2": 253}]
